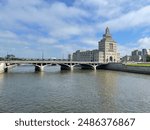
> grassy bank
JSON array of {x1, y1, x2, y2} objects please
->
[{"x1": 126, "y1": 63, "x2": 150, "y2": 67}]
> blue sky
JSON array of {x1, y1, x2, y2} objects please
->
[{"x1": 0, "y1": 0, "x2": 150, "y2": 58}]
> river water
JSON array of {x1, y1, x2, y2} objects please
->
[{"x1": 0, "y1": 65, "x2": 150, "y2": 113}]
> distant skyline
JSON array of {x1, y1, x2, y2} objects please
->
[{"x1": 0, "y1": 0, "x2": 150, "y2": 58}]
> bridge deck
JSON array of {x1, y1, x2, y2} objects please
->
[{"x1": 0, "y1": 60, "x2": 103, "y2": 64}]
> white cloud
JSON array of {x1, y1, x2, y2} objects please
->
[
  {"x1": 138, "y1": 37, "x2": 150, "y2": 49},
  {"x1": 101, "y1": 5, "x2": 150, "y2": 31},
  {"x1": 118, "y1": 45, "x2": 133, "y2": 56},
  {"x1": 0, "y1": 30, "x2": 28, "y2": 45},
  {"x1": 79, "y1": 38, "x2": 98, "y2": 47},
  {"x1": 37, "y1": 37, "x2": 57, "y2": 45},
  {"x1": 0, "y1": 0, "x2": 150, "y2": 58},
  {"x1": 74, "y1": 0, "x2": 150, "y2": 22},
  {"x1": 75, "y1": 0, "x2": 124, "y2": 19},
  {"x1": 118, "y1": 37, "x2": 150, "y2": 57},
  {"x1": 0, "y1": 31, "x2": 17, "y2": 39},
  {"x1": 49, "y1": 25, "x2": 82, "y2": 39},
  {"x1": 0, "y1": 0, "x2": 89, "y2": 39}
]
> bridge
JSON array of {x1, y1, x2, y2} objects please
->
[{"x1": 0, "y1": 60, "x2": 106, "y2": 72}]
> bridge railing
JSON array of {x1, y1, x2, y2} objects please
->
[{"x1": 0, "y1": 60, "x2": 102, "y2": 64}]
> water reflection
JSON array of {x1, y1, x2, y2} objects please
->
[
  {"x1": 0, "y1": 73, "x2": 4, "y2": 80},
  {"x1": 0, "y1": 74, "x2": 4, "y2": 93},
  {"x1": 93, "y1": 70, "x2": 118, "y2": 112},
  {"x1": 8, "y1": 65, "x2": 35, "y2": 73},
  {"x1": 0, "y1": 66, "x2": 150, "y2": 112},
  {"x1": 35, "y1": 71, "x2": 45, "y2": 78}
]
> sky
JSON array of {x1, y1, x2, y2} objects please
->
[{"x1": 0, "y1": 0, "x2": 150, "y2": 58}]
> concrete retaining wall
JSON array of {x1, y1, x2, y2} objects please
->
[{"x1": 100, "y1": 63, "x2": 150, "y2": 74}]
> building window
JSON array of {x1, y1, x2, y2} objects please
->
[{"x1": 109, "y1": 43, "x2": 113, "y2": 51}]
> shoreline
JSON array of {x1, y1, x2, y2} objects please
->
[{"x1": 99, "y1": 63, "x2": 150, "y2": 75}]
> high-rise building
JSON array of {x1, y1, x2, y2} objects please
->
[{"x1": 70, "y1": 27, "x2": 120, "y2": 63}]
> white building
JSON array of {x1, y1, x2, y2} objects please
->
[
  {"x1": 131, "y1": 50, "x2": 142, "y2": 62},
  {"x1": 129, "y1": 49, "x2": 150, "y2": 62},
  {"x1": 121, "y1": 55, "x2": 131, "y2": 63},
  {"x1": 70, "y1": 27, "x2": 120, "y2": 63},
  {"x1": 72, "y1": 49, "x2": 104, "y2": 62}
]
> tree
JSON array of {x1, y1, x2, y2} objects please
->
[{"x1": 146, "y1": 55, "x2": 150, "y2": 62}]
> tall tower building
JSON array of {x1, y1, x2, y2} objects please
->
[
  {"x1": 71, "y1": 27, "x2": 120, "y2": 63},
  {"x1": 98, "y1": 27, "x2": 119, "y2": 62}
]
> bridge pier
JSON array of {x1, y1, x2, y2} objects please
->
[
  {"x1": 93, "y1": 66, "x2": 97, "y2": 70},
  {"x1": 35, "y1": 66, "x2": 44, "y2": 72},
  {"x1": 70, "y1": 66, "x2": 74, "y2": 71},
  {"x1": 35, "y1": 64, "x2": 46, "y2": 72},
  {"x1": 4, "y1": 68, "x2": 8, "y2": 72},
  {"x1": 80, "y1": 64, "x2": 99, "y2": 70},
  {"x1": 81, "y1": 64, "x2": 94, "y2": 70},
  {"x1": 59, "y1": 64, "x2": 74, "y2": 70}
]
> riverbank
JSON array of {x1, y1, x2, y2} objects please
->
[
  {"x1": 99, "y1": 63, "x2": 150, "y2": 74},
  {"x1": 126, "y1": 63, "x2": 150, "y2": 67}
]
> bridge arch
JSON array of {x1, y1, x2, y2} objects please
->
[
  {"x1": 58, "y1": 63, "x2": 74, "y2": 70},
  {"x1": 80, "y1": 64, "x2": 100, "y2": 70},
  {"x1": 34, "y1": 63, "x2": 52, "y2": 72},
  {"x1": 4, "y1": 63, "x2": 18, "y2": 72}
]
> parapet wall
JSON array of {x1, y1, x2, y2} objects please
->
[{"x1": 100, "y1": 63, "x2": 150, "y2": 74}]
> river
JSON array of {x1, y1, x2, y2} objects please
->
[{"x1": 0, "y1": 65, "x2": 150, "y2": 113}]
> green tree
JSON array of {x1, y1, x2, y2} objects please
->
[{"x1": 146, "y1": 55, "x2": 150, "y2": 62}]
